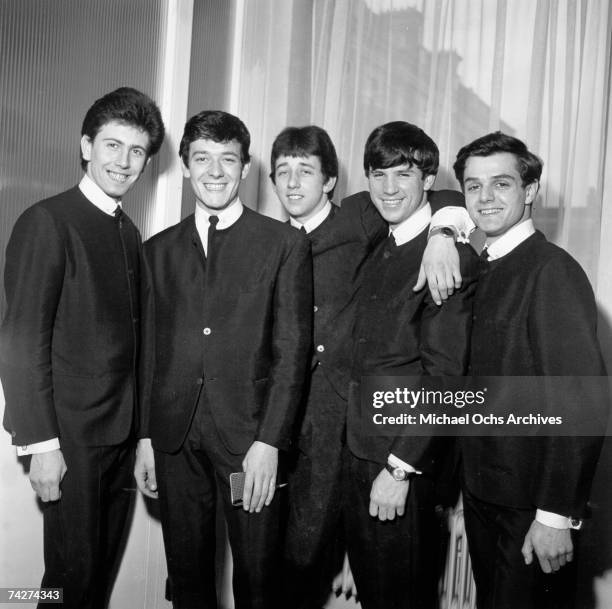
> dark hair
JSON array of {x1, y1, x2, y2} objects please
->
[
  {"x1": 80, "y1": 87, "x2": 165, "y2": 170},
  {"x1": 453, "y1": 131, "x2": 543, "y2": 187},
  {"x1": 363, "y1": 121, "x2": 439, "y2": 177},
  {"x1": 269, "y1": 125, "x2": 339, "y2": 197},
  {"x1": 179, "y1": 110, "x2": 250, "y2": 166}
]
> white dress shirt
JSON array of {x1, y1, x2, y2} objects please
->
[{"x1": 194, "y1": 199, "x2": 244, "y2": 255}]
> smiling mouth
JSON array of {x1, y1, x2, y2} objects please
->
[
  {"x1": 204, "y1": 183, "x2": 226, "y2": 191},
  {"x1": 108, "y1": 171, "x2": 129, "y2": 183},
  {"x1": 287, "y1": 194, "x2": 303, "y2": 200},
  {"x1": 381, "y1": 199, "x2": 402, "y2": 206},
  {"x1": 479, "y1": 208, "x2": 503, "y2": 215}
]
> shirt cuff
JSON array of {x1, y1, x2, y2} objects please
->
[
  {"x1": 16, "y1": 438, "x2": 61, "y2": 456},
  {"x1": 388, "y1": 453, "x2": 420, "y2": 474},
  {"x1": 430, "y1": 206, "x2": 475, "y2": 243},
  {"x1": 535, "y1": 509, "x2": 581, "y2": 529}
]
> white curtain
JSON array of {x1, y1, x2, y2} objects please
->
[{"x1": 234, "y1": 0, "x2": 611, "y2": 292}]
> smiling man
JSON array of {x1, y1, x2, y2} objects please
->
[
  {"x1": 454, "y1": 132, "x2": 606, "y2": 609},
  {"x1": 0, "y1": 87, "x2": 165, "y2": 609},
  {"x1": 343, "y1": 121, "x2": 479, "y2": 609},
  {"x1": 134, "y1": 110, "x2": 312, "y2": 609}
]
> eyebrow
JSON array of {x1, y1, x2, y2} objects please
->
[
  {"x1": 190, "y1": 149, "x2": 240, "y2": 157},
  {"x1": 275, "y1": 160, "x2": 316, "y2": 170},
  {"x1": 464, "y1": 173, "x2": 516, "y2": 182}
]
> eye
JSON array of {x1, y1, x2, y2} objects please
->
[
  {"x1": 132, "y1": 148, "x2": 145, "y2": 158},
  {"x1": 193, "y1": 155, "x2": 207, "y2": 163},
  {"x1": 107, "y1": 142, "x2": 119, "y2": 150},
  {"x1": 276, "y1": 169, "x2": 288, "y2": 177},
  {"x1": 466, "y1": 184, "x2": 480, "y2": 192},
  {"x1": 371, "y1": 171, "x2": 384, "y2": 179},
  {"x1": 495, "y1": 181, "x2": 510, "y2": 189},
  {"x1": 301, "y1": 169, "x2": 313, "y2": 176},
  {"x1": 223, "y1": 156, "x2": 237, "y2": 164}
]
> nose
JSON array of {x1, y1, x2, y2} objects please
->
[
  {"x1": 287, "y1": 169, "x2": 300, "y2": 189},
  {"x1": 117, "y1": 147, "x2": 130, "y2": 168},
  {"x1": 208, "y1": 158, "x2": 223, "y2": 178},
  {"x1": 480, "y1": 183, "x2": 494, "y2": 202},
  {"x1": 383, "y1": 174, "x2": 397, "y2": 195}
]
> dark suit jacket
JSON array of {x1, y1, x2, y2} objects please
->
[
  {"x1": 347, "y1": 227, "x2": 479, "y2": 473},
  {"x1": 140, "y1": 206, "x2": 313, "y2": 455},
  {"x1": 461, "y1": 231, "x2": 606, "y2": 517},
  {"x1": 0, "y1": 187, "x2": 140, "y2": 446},
  {"x1": 309, "y1": 189, "x2": 466, "y2": 401}
]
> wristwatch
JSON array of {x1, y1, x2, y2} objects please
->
[
  {"x1": 385, "y1": 462, "x2": 412, "y2": 481},
  {"x1": 428, "y1": 226, "x2": 457, "y2": 240}
]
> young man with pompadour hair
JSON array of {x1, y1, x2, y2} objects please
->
[
  {"x1": 455, "y1": 131, "x2": 606, "y2": 609},
  {"x1": 1, "y1": 87, "x2": 165, "y2": 609}
]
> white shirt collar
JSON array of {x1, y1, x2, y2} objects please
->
[
  {"x1": 289, "y1": 200, "x2": 332, "y2": 233},
  {"x1": 486, "y1": 219, "x2": 536, "y2": 260},
  {"x1": 78, "y1": 174, "x2": 121, "y2": 216},
  {"x1": 194, "y1": 199, "x2": 244, "y2": 254},
  {"x1": 390, "y1": 203, "x2": 432, "y2": 246}
]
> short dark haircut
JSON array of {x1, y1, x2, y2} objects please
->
[
  {"x1": 453, "y1": 131, "x2": 543, "y2": 187},
  {"x1": 363, "y1": 121, "x2": 439, "y2": 177},
  {"x1": 179, "y1": 110, "x2": 250, "y2": 166},
  {"x1": 269, "y1": 125, "x2": 339, "y2": 198},
  {"x1": 80, "y1": 87, "x2": 165, "y2": 170}
]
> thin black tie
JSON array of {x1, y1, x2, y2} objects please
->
[
  {"x1": 299, "y1": 225, "x2": 307, "y2": 234},
  {"x1": 207, "y1": 215, "x2": 219, "y2": 258},
  {"x1": 480, "y1": 246, "x2": 489, "y2": 262},
  {"x1": 114, "y1": 205, "x2": 123, "y2": 219}
]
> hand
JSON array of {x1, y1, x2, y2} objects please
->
[
  {"x1": 413, "y1": 234, "x2": 462, "y2": 305},
  {"x1": 521, "y1": 520, "x2": 573, "y2": 573},
  {"x1": 134, "y1": 438, "x2": 158, "y2": 499},
  {"x1": 242, "y1": 441, "x2": 278, "y2": 513},
  {"x1": 369, "y1": 468, "x2": 410, "y2": 521},
  {"x1": 29, "y1": 449, "x2": 67, "y2": 502}
]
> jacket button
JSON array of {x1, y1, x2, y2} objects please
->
[
  {"x1": 203, "y1": 327, "x2": 212, "y2": 335},
  {"x1": 313, "y1": 305, "x2": 318, "y2": 313},
  {"x1": 196, "y1": 378, "x2": 204, "y2": 385},
  {"x1": 316, "y1": 344, "x2": 325, "y2": 353}
]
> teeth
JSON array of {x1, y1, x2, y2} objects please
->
[
  {"x1": 288, "y1": 195, "x2": 303, "y2": 200},
  {"x1": 108, "y1": 172, "x2": 128, "y2": 183},
  {"x1": 480, "y1": 209, "x2": 502, "y2": 215},
  {"x1": 204, "y1": 183, "x2": 225, "y2": 191}
]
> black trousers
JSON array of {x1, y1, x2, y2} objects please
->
[
  {"x1": 155, "y1": 394, "x2": 283, "y2": 609},
  {"x1": 39, "y1": 440, "x2": 134, "y2": 609},
  {"x1": 462, "y1": 488, "x2": 576, "y2": 609},
  {"x1": 283, "y1": 366, "x2": 346, "y2": 608},
  {"x1": 343, "y1": 452, "x2": 440, "y2": 609}
]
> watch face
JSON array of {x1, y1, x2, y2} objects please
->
[
  {"x1": 392, "y1": 468, "x2": 406, "y2": 481},
  {"x1": 441, "y1": 227, "x2": 454, "y2": 237}
]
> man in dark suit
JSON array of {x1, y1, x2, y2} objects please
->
[
  {"x1": 454, "y1": 132, "x2": 606, "y2": 609},
  {"x1": 134, "y1": 110, "x2": 313, "y2": 609},
  {"x1": 269, "y1": 125, "x2": 474, "y2": 607},
  {"x1": 344, "y1": 122, "x2": 479, "y2": 609},
  {"x1": 0, "y1": 87, "x2": 165, "y2": 608}
]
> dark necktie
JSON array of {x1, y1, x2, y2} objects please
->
[
  {"x1": 207, "y1": 215, "x2": 219, "y2": 258},
  {"x1": 299, "y1": 225, "x2": 307, "y2": 234},
  {"x1": 114, "y1": 205, "x2": 123, "y2": 219},
  {"x1": 480, "y1": 246, "x2": 489, "y2": 262}
]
